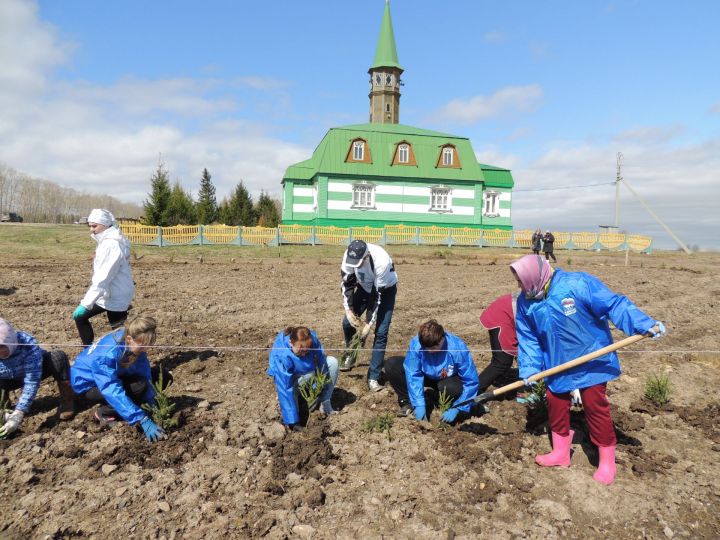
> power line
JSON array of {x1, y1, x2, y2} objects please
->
[{"x1": 514, "y1": 181, "x2": 615, "y2": 193}]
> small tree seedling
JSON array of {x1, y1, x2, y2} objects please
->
[
  {"x1": 360, "y1": 412, "x2": 394, "y2": 441},
  {"x1": 644, "y1": 373, "x2": 672, "y2": 406},
  {"x1": 298, "y1": 367, "x2": 330, "y2": 410},
  {"x1": 436, "y1": 388, "x2": 454, "y2": 430},
  {"x1": 340, "y1": 332, "x2": 363, "y2": 370},
  {"x1": 141, "y1": 366, "x2": 178, "y2": 431}
]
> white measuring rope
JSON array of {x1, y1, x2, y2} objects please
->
[{"x1": 3, "y1": 342, "x2": 718, "y2": 355}]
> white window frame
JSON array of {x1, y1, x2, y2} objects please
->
[
  {"x1": 313, "y1": 184, "x2": 318, "y2": 210},
  {"x1": 351, "y1": 183, "x2": 376, "y2": 209},
  {"x1": 484, "y1": 191, "x2": 500, "y2": 217},
  {"x1": 442, "y1": 147, "x2": 454, "y2": 166},
  {"x1": 430, "y1": 186, "x2": 452, "y2": 212},
  {"x1": 352, "y1": 141, "x2": 364, "y2": 161},
  {"x1": 398, "y1": 144, "x2": 409, "y2": 164}
]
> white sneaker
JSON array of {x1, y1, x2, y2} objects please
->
[{"x1": 368, "y1": 379, "x2": 384, "y2": 393}]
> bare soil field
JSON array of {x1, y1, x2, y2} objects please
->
[{"x1": 1, "y1": 238, "x2": 719, "y2": 539}]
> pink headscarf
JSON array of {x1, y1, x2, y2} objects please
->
[
  {"x1": 0, "y1": 318, "x2": 18, "y2": 356},
  {"x1": 510, "y1": 255, "x2": 554, "y2": 300}
]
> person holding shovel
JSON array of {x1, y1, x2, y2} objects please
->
[
  {"x1": 385, "y1": 319, "x2": 479, "y2": 423},
  {"x1": 0, "y1": 318, "x2": 75, "y2": 438},
  {"x1": 510, "y1": 254, "x2": 666, "y2": 485},
  {"x1": 268, "y1": 326, "x2": 339, "y2": 431},
  {"x1": 70, "y1": 315, "x2": 170, "y2": 442},
  {"x1": 340, "y1": 240, "x2": 398, "y2": 393},
  {"x1": 72, "y1": 209, "x2": 135, "y2": 346}
]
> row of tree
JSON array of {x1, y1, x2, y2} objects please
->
[
  {"x1": 143, "y1": 164, "x2": 281, "y2": 227},
  {"x1": 0, "y1": 163, "x2": 142, "y2": 223}
]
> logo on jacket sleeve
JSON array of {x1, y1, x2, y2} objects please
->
[{"x1": 561, "y1": 298, "x2": 576, "y2": 316}]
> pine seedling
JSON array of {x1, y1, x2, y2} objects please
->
[
  {"x1": 298, "y1": 367, "x2": 330, "y2": 410},
  {"x1": 141, "y1": 367, "x2": 178, "y2": 431},
  {"x1": 436, "y1": 388, "x2": 454, "y2": 430},
  {"x1": 644, "y1": 373, "x2": 672, "y2": 406},
  {"x1": 360, "y1": 412, "x2": 394, "y2": 441},
  {"x1": 340, "y1": 332, "x2": 363, "y2": 371}
]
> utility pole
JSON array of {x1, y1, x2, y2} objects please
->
[
  {"x1": 615, "y1": 152, "x2": 622, "y2": 228},
  {"x1": 615, "y1": 154, "x2": 692, "y2": 254}
]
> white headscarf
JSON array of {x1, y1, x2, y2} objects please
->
[
  {"x1": 0, "y1": 318, "x2": 18, "y2": 356},
  {"x1": 87, "y1": 208, "x2": 115, "y2": 227}
]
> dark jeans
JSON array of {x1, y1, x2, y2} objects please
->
[
  {"x1": 0, "y1": 350, "x2": 70, "y2": 391},
  {"x1": 342, "y1": 284, "x2": 397, "y2": 381},
  {"x1": 82, "y1": 366, "x2": 172, "y2": 413},
  {"x1": 385, "y1": 355, "x2": 464, "y2": 406},
  {"x1": 544, "y1": 250, "x2": 557, "y2": 262},
  {"x1": 478, "y1": 328, "x2": 520, "y2": 393},
  {"x1": 75, "y1": 305, "x2": 128, "y2": 346}
]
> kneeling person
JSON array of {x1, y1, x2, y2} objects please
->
[
  {"x1": 70, "y1": 315, "x2": 170, "y2": 442},
  {"x1": 0, "y1": 318, "x2": 75, "y2": 438},
  {"x1": 268, "y1": 326, "x2": 339, "y2": 432},
  {"x1": 386, "y1": 319, "x2": 480, "y2": 423}
]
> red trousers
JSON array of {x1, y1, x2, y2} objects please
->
[{"x1": 546, "y1": 383, "x2": 616, "y2": 447}]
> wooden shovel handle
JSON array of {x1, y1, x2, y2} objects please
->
[{"x1": 468, "y1": 326, "x2": 657, "y2": 406}]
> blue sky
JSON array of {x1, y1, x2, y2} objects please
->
[{"x1": 1, "y1": 0, "x2": 718, "y2": 249}]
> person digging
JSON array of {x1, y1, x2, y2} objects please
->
[{"x1": 0, "y1": 318, "x2": 75, "y2": 438}]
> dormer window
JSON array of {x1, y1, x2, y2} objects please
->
[
  {"x1": 392, "y1": 140, "x2": 417, "y2": 166},
  {"x1": 353, "y1": 141, "x2": 364, "y2": 161},
  {"x1": 398, "y1": 144, "x2": 409, "y2": 163},
  {"x1": 346, "y1": 138, "x2": 372, "y2": 163},
  {"x1": 437, "y1": 144, "x2": 461, "y2": 168}
]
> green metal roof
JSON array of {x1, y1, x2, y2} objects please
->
[
  {"x1": 283, "y1": 123, "x2": 514, "y2": 188},
  {"x1": 370, "y1": 1, "x2": 402, "y2": 71}
]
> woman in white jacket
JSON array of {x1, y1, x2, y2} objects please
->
[{"x1": 72, "y1": 209, "x2": 135, "y2": 345}]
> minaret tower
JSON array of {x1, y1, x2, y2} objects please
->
[{"x1": 368, "y1": 0, "x2": 403, "y2": 124}]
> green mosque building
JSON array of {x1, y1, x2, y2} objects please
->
[{"x1": 281, "y1": 2, "x2": 514, "y2": 230}]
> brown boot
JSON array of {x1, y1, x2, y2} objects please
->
[{"x1": 57, "y1": 380, "x2": 76, "y2": 421}]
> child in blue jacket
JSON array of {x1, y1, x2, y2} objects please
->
[
  {"x1": 267, "y1": 326, "x2": 339, "y2": 431},
  {"x1": 0, "y1": 318, "x2": 75, "y2": 438},
  {"x1": 510, "y1": 254, "x2": 666, "y2": 485},
  {"x1": 70, "y1": 315, "x2": 170, "y2": 442},
  {"x1": 385, "y1": 319, "x2": 480, "y2": 423}
]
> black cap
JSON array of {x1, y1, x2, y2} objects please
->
[{"x1": 345, "y1": 240, "x2": 368, "y2": 267}]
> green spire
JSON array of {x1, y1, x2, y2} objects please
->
[{"x1": 370, "y1": 0, "x2": 402, "y2": 71}]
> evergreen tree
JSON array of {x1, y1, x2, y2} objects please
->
[
  {"x1": 164, "y1": 182, "x2": 196, "y2": 225},
  {"x1": 221, "y1": 181, "x2": 255, "y2": 226},
  {"x1": 143, "y1": 164, "x2": 171, "y2": 226},
  {"x1": 254, "y1": 191, "x2": 280, "y2": 227},
  {"x1": 195, "y1": 168, "x2": 218, "y2": 224}
]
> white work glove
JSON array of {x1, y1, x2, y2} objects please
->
[
  {"x1": 0, "y1": 410, "x2": 24, "y2": 438},
  {"x1": 647, "y1": 321, "x2": 666, "y2": 340},
  {"x1": 345, "y1": 309, "x2": 362, "y2": 329},
  {"x1": 360, "y1": 323, "x2": 373, "y2": 339}
]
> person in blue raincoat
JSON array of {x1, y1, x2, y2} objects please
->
[
  {"x1": 70, "y1": 315, "x2": 171, "y2": 442},
  {"x1": 267, "y1": 326, "x2": 339, "y2": 431},
  {"x1": 510, "y1": 254, "x2": 666, "y2": 485},
  {"x1": 385, "y1": 319, "x2": 480, "y2": 423}
]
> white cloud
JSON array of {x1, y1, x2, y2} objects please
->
[
  {"x1": 511, "y1": 136, "x2": 720, "y2": 249},
  {"x1": 433, "y1": 84, "x2": 543, "y2": 124},
  {"x1": 0, "y1": 1, "x2": 309, "y2": 207},
  {"x1": 483, "y1": 30, "x2": 507, "y2": 44},
  {"x1": 614, "y1": 124, "x2": 685, "y2": 145}
]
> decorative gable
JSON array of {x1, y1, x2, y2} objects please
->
[
  {"x1": 391, "y1": 140, "x2": 417, "y2": 166},
  {"x1": 345, "y1": 138, "x2": 373, "y2": 164},
  {"x1": 436, "y1": 144, "x2": 461, "y2": 169}
]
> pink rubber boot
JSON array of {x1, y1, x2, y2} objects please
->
[
  {"x1": 593, "y1": 445, "x2": 617, "y2": 485},
  {"x1": 535, "y1": 430, "x2": 574, "y2": 467}
]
